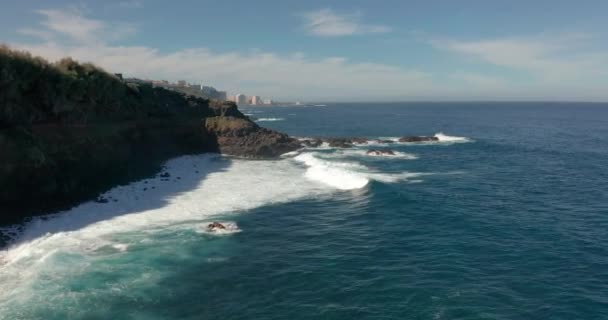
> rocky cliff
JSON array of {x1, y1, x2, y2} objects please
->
[
  {"x1": 0, "y1": 46, "x2": 299, "y2": 222},
  {"x1": 205, "y1": 101, "x2": 300, "y2": 158}
]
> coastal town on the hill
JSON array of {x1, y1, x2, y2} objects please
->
[{"x1": 121, "y1": 76, "x2": 287, "y2": 106}]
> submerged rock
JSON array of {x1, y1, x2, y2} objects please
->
[
  {"x1": 207, "y1": 222, "x2": 226, "y2": 230},
  {"x1": 398, "y1": 136, "x2": 439, "y2": 143},
  {"x1": 366, "y1": 149, "x2": 396, "y2": 156}
]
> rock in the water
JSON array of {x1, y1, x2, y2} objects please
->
[
  {"x1": 366, "y1": 149, "x2": 396, "y2": 156},
  {"x1": 300, "y1": 138, "x2": 323, "y2": 148},
  {"x1": 323, "y1": 137, "x2": 369, "y2": 148},
  {"x1": 398, "y1": 136, "x2": 439, "y2": 143},
  {"x1": 325, "y1": 138, "x2": 354, "y2": 148}
]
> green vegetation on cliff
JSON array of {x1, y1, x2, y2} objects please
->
[
  {"x1": 0, "y1": 45, "x2": 300, "y2": 223},
  {"x1": 0, "y1": 44, "x2": 212, "y2": 127},
  {"x1": 0, "y1": 46, "x2": 217, "y2": 221}
]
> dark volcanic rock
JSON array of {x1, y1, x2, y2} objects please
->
[
  {"x1": 300, "y1": 138, "x2": 323, "y2": 148},
  {"x1": 398, "y1": 136, "x2": 439, "y2": 143},
  {"x1": 323, "y1": 137, "x2": 369, "y2": 148},
  {"x1": 325, "y1": 138, "x2": 354, "y2": 148},
  {"x1": 0, "y1": 46, "x2": 301, "y2": 222},
  {"x1": 366, "y1": 149, "x2": 396, "y2": 156},
  {"x1": 204, "y1": 102, "x2": 300, "y2": 158}
]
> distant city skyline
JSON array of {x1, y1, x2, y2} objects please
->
[{"x1": 2, "y1": 1, "x2": 608, "y2": 101}]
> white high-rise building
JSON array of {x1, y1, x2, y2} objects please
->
[
  {"x1": 251, "y1": 96, "x2": 262, "y2": 105},
  {"x1": 235, "y1": 94, "x2": 247, "y2": 105}
]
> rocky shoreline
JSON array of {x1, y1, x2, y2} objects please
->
[
  {"x1": 0, "y1": 46, "x2": 303, "y2": 223},
  {"x1": 299, "y1": 135, "x2": 440, "y2": 148},
  {"x1": 0, "y1": 46, "x2": 448, "y2": 225}
]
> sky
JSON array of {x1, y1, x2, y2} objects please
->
[{"x1": 1, "y1": 0, "x2": 608, "y2": 102}]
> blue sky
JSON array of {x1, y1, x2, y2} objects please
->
[{"x1": 2, "y1": 0, "x2": 608, "y2": 101}]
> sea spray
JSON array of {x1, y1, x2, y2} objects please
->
[{"x1": 292, "y1": 152, "x2": 425, "y2": 190}]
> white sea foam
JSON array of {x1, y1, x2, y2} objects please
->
[
  {"x1": 255, "y1": 118, "x2": 285, "y2": 122},
  {"x1": 293, "y1": 153, "x2": 369, "y2": 190},
  {"x1": 433, "y1": 132, "x2": 471, "y2": 143},
  {"x1": 373, "y1": 133, "x2": 472, "y2": 145},
  {"x1": 0, "y1": 154, "x2": 337, "y2": 303},
  {"x1": 0, "y1": 149, "x2": 429, "y2": 307},
  {"x1": 111, "y1": 243, "x2": 129, "y2": 252},
  {"x1": 335, "y1": 149, "x2": 418, "y2": 160},
  {"x1": 280, "y1": 150, "x2": 301, "y2": 158},
  {"x1": 292, "y1": 153, "x2": 422, "y2": 190}
]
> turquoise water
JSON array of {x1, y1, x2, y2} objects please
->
[{"x1": 1, "y1": 103, "x2": 608, "y2": 319}]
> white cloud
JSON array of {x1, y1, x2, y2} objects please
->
[
  {"x1": 8, "y1": 8, "x2": 608, "y2": 101},
  {"x1": 31, "y1": 8, "x2": 137, "y2": 44},
  {"x1": 431, "y1": 33, "x2": 608, "y2": 83},
  {"x1": 14, "y1": 42, "x2": 435, "y2": 101},
  {"x1": 301, "y1": 9, "x2": 391, "y2": 37}
]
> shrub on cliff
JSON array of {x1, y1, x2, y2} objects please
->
[{"x1": 0, "y1": 45, "x2": 210, "y2": 127}]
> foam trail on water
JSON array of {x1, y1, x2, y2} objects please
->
[
  {"x1": 293, "y1": 153, "x2": 423, "y2": 190},
  {"x1": 374, "y1": 134, "x2": 472, "y2": 145},
  {"x1": 434, "y1": 132, "x2": 471, "y2": 143},
  {"x1": 255, "y1": 118, "x2": 285, "y2": 122},
  {"x1": 293, "y1": 153, "x2": 369, "y2": 190},
  {"x1": 334, "y1": 149, "x2": 418, "y2": 160},
  {"x1": 0, "y1": 151, "x2": 428, "y2": 312},
  {"x1": 0, "y1": 154, "x2": 335, "y2": 306}
]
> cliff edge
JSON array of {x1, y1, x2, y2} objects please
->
[{"x1": 0, "y1": 46, "x2": 299, "y2": 222}]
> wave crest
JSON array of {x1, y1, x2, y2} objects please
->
[
  {"x1": 293, "y1": 152, "x2": 423, "y2": 190},
  {"x1": 433, "y1": 132, "x2": 471, "y2": 143},
  {"x1": 255, "y1": 118, "x2": 285, "y2": 122}
]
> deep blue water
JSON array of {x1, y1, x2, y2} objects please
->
[{"x1": 1, "y1": 102, "x2": 608, "y2": 319}]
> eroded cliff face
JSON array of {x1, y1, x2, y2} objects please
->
[
  {"x1": 0, "y1": 120, "x2": 209, "y2": 220},
  {"x1": 206, "y1": 101, "x2": 301, "y2": 158},
  {"x1": 0, "y1": 47, "x2": 299, "y2": 222}
]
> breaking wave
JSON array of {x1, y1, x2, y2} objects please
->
[
  {"x1": 0, "y1": 154, "x2": 338, "y2": 306},
  {"x1": 0, "y1": 142, "x2": 436, "y2": 312},
  {"x1": 375, "y1": 133, "x2": 472, "y2": 145},
  {"x1": 292, "y1": 153, "x2": 423, "y2": 190},
  {"x1": 433, "y1": 132, "x2": 471, "y2": 143},
  {"x1": 255, "y1": 118, "x2": 285, "y2": 122},
  {"x1": 336, "y1": 149, "x2": 418, "y2": 160}
]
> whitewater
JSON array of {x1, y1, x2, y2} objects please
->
[{"x1": 0, "y1": 132, "x2": 466, "y2": 316}]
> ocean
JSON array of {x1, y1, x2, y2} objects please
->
[{"x1": 1, "y1": 102, "x2": 607, "y2": 319}]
